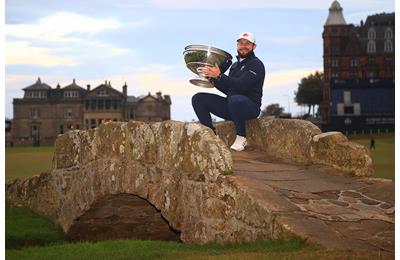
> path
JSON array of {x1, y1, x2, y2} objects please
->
[{"x1": 232, "y1": 151, "x2": 394, "y2": 253}]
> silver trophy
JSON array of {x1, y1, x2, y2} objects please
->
[{"x1": 183, "y1": 45, "x2": 232, "y2": 88}]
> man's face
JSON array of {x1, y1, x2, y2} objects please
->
[{"x1": 237, "y1": 39, "x2": 256, "y2": 58}]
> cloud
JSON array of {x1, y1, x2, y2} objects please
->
[
  {"x1": 6, "y1": 12, "x2": 121, "y2": 43},
  {"x1": 5, "y1": 12, "x2": 134, "y2": 66},
  {"x1": 6, "y1": 41, "x2": 78, "y2": 67}
]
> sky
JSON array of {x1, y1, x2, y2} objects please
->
[{"x1": 4, "y1": 0, "x2": 395, "y2": 122}]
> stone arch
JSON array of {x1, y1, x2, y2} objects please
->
[{"x1": 67, "y1": 193, "x2": 181, "y2": 242}]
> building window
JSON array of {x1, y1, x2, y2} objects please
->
[
  {"x1": 368, "y1": 28, "x2": 376, "y2": 40},
  {"x1": 64, "y1": 108, "x2": 73, "y2": 118},
  {"x1": 331, "y1": 59, "x2": 339, "y2": 67},
  {"x1": 385, "y1": 57, "x2": 393, "y2": 66},
  {"x1": 350, "y1": 58, "x2": 358, "y2": 67},
  {"x1": 64, "y1": 91, "x2": 79, "y2": 98},
  {"x1": 30, "y1": 108, "x2": 40, "y2": 118},
  {"x1": 90, "y1": 119, "x2": 96, "y2": 129},
  {"x1": 332, "y1": 73, "x2": 339, "y2": 78},
  {"x1": 330, "y1": 46, "x2": 339, "y2": 55},
  {"x1": 98, "y1": 100, "x2": 104, "y2": 110},
  {"x1": 367, "y1": 57, "x2": 375, "y2": 65},
  {"x1": 367, "y1": 41, "x2": 376, "y2": 53},
  {"x1": 384, "y1": 41, "x2": 393, "y2": 53},
  {"x1": 60, "y1": 125, "x2": 64, "y2": 134},
  {"x1": 91, "y1": 100, "x2": 96, "y2": 110},
  {"x1": 384, "y1": 28, "x2": 393, "y2": 39},
  {"x1": 98, "y1": 89, "x2": 108, "y2": 96},
  {"x1": 76, "y1": 124, "x2": 80, "y2": 130}
]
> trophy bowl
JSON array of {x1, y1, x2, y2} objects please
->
[{"x1": 183, "y1": 45, "x2": 233, "y2": 88}]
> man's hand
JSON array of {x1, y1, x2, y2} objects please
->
[{"x1": 202, "y1": 63, "x2": 221, "y2": 79}]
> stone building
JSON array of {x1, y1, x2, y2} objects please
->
[
  {"x1": 11, "y1": 78, "x2": 171, "y2": 146},
  {"x1": 321, "y1": 1, "x2": 394, "y2": 133}
]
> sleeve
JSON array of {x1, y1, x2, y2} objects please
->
[{"x1": 215, "y1": 61, "x2": 265, "y2": 94}]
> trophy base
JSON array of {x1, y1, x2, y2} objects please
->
[{"x1": 189, "y1": 79, "x2": 214, "y2": 88}]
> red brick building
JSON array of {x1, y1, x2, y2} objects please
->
[{"x1": 321, "y1": 1, "x2": 394, "y2": 133}]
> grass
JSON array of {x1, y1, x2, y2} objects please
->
[
  {"x1": 5, "y1": 206, "x2": 67, "y2": 249},
  {"x1": 5, "y1": 206, "x2": 393, "y2": 259},
  {"x1": 348, "y1": 133, "x2": 395, "y2": 180},
  {"x1": 5, "y1": 146, "x2": 54, "y2": 181},
  {"x1": 5, "y1": 206, "x2": 313, "y2": 259},
  {"x1": 6, "y1": 238, "x2": 310, "y2": 260}
]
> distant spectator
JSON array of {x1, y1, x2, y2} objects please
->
[{"x1": 370, "y1": 135, "x2": 375, "y2": 150}]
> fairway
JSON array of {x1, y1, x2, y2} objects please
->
[
  {"x1": 5, "y1": 146, "x2": 54, "y2": 181},
  {"x1": 349, "y1": 134, "x2": 395, "y2": 180}
]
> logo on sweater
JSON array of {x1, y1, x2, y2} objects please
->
[{"x1": 240, "y1": 65, "x2": 245, "y2": 71}]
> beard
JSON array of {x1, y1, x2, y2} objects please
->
[{"x1": 237, "y1": 49, "x2": 254, "y2": 59}]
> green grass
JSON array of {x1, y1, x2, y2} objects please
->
[
  {"x1": 349, "y1": 134, "x2": 395, "y2": 180},
  {"x1": 5, "y1": 146, "x2": 54, "y2": 181},
  {"x1": 6, "y1": 206, "x2": 389, "y2": 259},
  {"x1": 6, "y1": 238, "x2": 310, "y2": 260},
  {"x1": 5, "y1": 206, "x2": 312, "y2": 259},
  {"x1": 6, "y1": 206, "x2": 67, "y2": 249}
]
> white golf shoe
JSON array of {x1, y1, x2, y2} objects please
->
[{"x1": 230, "y1": 135, "x2": 247, "y2": 151}]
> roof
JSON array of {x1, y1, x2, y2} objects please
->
[
  {"x1": 352, "y1": 12, "x2": 395, "y2": 53},
  {"x1": 325, "y1": 1, "x2": 346, "y2": 26},
  {"x1": 63, "y1": 79, "x2": 84, "y2": 90},
  {"x1": 365, "y1": 13, "x2": 395, "y2": 27},
  {"x1": 86, "y1": 80, "x2": 124, "y2": 97},
  {"x1": 23, "y1": 77, "x2": 52, "y2": 91}
]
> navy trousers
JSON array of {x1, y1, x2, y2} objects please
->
[{"x1": 192, "y1": 93, "x2": 260, "y2": 137}]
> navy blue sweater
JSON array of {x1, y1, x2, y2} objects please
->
[{"x1": 213, "y1": 51, "x2": 265, "y2": 108}]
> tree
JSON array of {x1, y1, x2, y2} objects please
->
[
  {"x1": 260, "y1": 103, "x2": 285, "y2": 117},
  {"x1": 294, "y1": 71, "x2": 323, "y2": 116}
]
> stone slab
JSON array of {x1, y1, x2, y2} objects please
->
[{"x1": 231, "y1": 151, "x2": 394, "y2": 254}]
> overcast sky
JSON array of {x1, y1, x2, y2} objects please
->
[{"x1": 5, "y1": 0, "x2": 395, "y2": 121}]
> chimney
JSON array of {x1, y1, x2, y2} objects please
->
[
  {"x1": 123, "y1": 82, "x2": 127, "y2": 96},
  {"x1": 156, "y1": 91, "x2": 162, "y2": 100},
  {"x1": 87, "y1": 84, "x2": 91, "y2": 91},
  {"x1": 57, "y1": 83, "x2": 61, "y2": 89}
]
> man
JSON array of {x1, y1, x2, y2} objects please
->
[{"x1": 191, "y1": 32, "x2": 265, "y2": 151}]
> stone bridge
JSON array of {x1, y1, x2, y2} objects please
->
[{"x1": 6, "y1": 118, "x2": 394, "y2": 253}]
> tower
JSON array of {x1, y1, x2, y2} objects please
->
[{"x1": 321, "y1": 0, "x2": 348, "y2": 124}]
